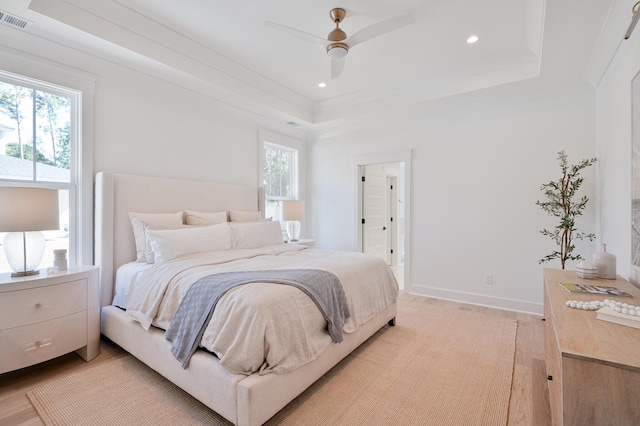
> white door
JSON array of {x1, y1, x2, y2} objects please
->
[
  {"x1": 356, "y1": 152, "x2": 411, "y2": 291},
  {"x1": 362, "y1": 165, "x2": 389, "y2": 262}
]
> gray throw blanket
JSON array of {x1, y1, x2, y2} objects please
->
[{"x1": 165, "y1": 269, "x2": 351, "y2": 369}]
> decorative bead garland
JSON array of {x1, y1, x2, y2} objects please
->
[{"x1": 566, "y1": 299, "x2": 640, "y2": 316}]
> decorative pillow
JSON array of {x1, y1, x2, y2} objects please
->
[
  {"x1": 184, "y1": 210, "x2": 227, "y2": 226},
  {"x1": 229, "y1": 221, "x2": 284, "y2": 249},
  {"x1": 129, "y1": 211, "x2": 184, "y2": 262},
  {"x1": 146, "y1": 223, "x2": 233, "y2": 263},
  {"x1": 229, "y1": 210, "x2": 262, "y2": 222}
]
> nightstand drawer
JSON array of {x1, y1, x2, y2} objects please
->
[
  {"x1": 0, "y1": 310, "x2": 87, "y2": 374},
  {"x1": 0, "y1": 279, "x2": 86, "y2": 330}
]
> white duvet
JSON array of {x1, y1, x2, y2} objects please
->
[{"x1": 126, "y1": 244, "x2": 398, "y2": 375}]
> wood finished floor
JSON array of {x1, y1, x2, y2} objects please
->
[{"x1": 0, "y1": 293, "x2": 550, "y2": 426}]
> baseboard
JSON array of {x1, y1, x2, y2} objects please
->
[{"x1": 405, "y1": 284, "x2": 543, "y2": 316}]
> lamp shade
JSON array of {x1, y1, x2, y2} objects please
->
[
  {"x1": 283, "y1": 200, "x2": 305, "y2": 221},
  {"x1": 0, "y1": 187, "x2": 59, "y2": 232}
]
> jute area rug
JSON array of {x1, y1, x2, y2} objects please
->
[{"x1": 28, "y1": 299, "x2": 517, "y2": 425}]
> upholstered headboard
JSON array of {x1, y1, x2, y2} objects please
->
[{"x1": 94, "y1": 171, "x2": 261, "y2": 307}]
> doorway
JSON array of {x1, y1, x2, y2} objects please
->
[
  {"x1": 361, "y1": 164, "x2": 401, "y2": 266},
  {"x1": 356, "y1": 151, "x2": 411, "y2": 290}
]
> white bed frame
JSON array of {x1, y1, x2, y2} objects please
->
[{"x1": 95, "y1": 171, "x2": 397, "y2": 426}]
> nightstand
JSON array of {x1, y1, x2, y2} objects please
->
[{"x1": 0, "y1": 266, "x2": 100, "y2": 374}]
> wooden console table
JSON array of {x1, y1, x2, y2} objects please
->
[{"x1": 544, "y1": 268, "x2": 640, "y2": 425}]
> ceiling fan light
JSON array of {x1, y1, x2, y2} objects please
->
[{"x1": 327, "y1": 43, "x2": 348, "y2": 58}]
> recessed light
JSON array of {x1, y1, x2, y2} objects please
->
[
  {"x1": 318, "y1": 82, "x2": 327, "y2": 88},
  {"x1": 467, "y1": 35, "x2": 479, "y2": 44}
]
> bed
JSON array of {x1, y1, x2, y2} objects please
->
[{"x1": 95, "y1": 171, "x2": 399, "y2": 426}]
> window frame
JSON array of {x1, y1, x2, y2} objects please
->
[
  {"x1": 263, "y1": 141, "x2": 299, "y2": 201},
  {"x1": 258, "y1": 128, "x2": 306, "y2": 222},
  {"x1": 0, "y1": 61, "x2": 95, "y2": 269}
]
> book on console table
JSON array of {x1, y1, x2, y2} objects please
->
[
  {"x1": 559, "y1": 282, "x2": 631, "y2": 297},
  {"x1": 596, "y1": 306, "x2": 640, "y2": 330}
]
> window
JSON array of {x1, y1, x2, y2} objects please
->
[
  {"x1": 263, "y1": 142, "x2": 298, "y2": 221},
  {"x1": 0, "y1": 72, "x2": 80, "y2": 273},
  {"x1": 259, "y1": 129, "x2": 305, "y2": 234}
]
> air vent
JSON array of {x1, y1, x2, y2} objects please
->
[{"x1": 0, "y1": 10, "x2": 32, "y2": 30}]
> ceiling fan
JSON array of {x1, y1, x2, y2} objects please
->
[{"x1": 266, "y1": 8, "x2": 415, "y2": 79}]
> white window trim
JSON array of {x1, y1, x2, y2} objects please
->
[
  {"x1": 258, "y1": 128, "x2": 306, "y2": 203},
  {"x1": 0, "y1": 51, "x2": 95, "y2": 268},
  {"x1": 263, "y1": 141, "x2": 299, "y2": 201},
  {"x1": 258, "y1": 128, "x2": 306, "y2": 240}
]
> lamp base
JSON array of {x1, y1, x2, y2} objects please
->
[
  {"x1": 3, "y1": 231, "x2": 46, "y2": 277},
  {"x1": 11, "y1": 269, "x2": 40, "y2": 277},
  {"x1": 286, "y1": 221, "x2": 301, "y2": 242}
]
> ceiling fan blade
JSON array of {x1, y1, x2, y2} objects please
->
[
  {"x1": 331, "y1": 57, "x2": 346, "y2": 79},
  {"x1": 346, "y1": 14, "x2": 416, "y2": 48},
  {"x1": 265, "y1": 21, "x2": 329, "y2": 48}
]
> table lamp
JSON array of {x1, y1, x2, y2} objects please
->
[
  {"x1": 0, "y1": 187, "x2": 59, "y2": 276},
  {"x1": 283, "y1": 200, "x2": 304, "y2": 242}
]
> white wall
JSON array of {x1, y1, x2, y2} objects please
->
[
  {"x1": 93, "y1": 75, "x2": 260, "y2": 186},
  {"x1": 595, "y1": 24, "x2": 640, "y2": 285},
  {"x1": 310, "y1": 91, "x2": 597, "y2": 314}
]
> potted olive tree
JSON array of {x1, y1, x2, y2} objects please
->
[{"x1": 536, "y1": 150, "x2": 598, "y2": 269}]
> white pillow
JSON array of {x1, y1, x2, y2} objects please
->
[
  {"x1": 146, "y1": 223, "x2": 233, "y2": 263},
  {"x1": 229, "y1": 221, "x2": 284, "y2": 249},
  {"x1": 129, "y1": 211, "x2": 184, "y2": 262},
  {"x1": 229, "y1": 210, "x2": 262, "y2": 222},
  {"x1": 142, "y1": 222, "x2": 194, "y2": 263},
  {"x1": 184, "y1": 210, "x2": 227, "y2": 226}
]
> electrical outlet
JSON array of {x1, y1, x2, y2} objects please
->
[{"x1": 484, "y1": 273, "x2": 494, "y2": 285}]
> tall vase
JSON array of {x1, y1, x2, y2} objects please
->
[{"x1": 592, "y1": 243, "x2": 617, "y2": 279}]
